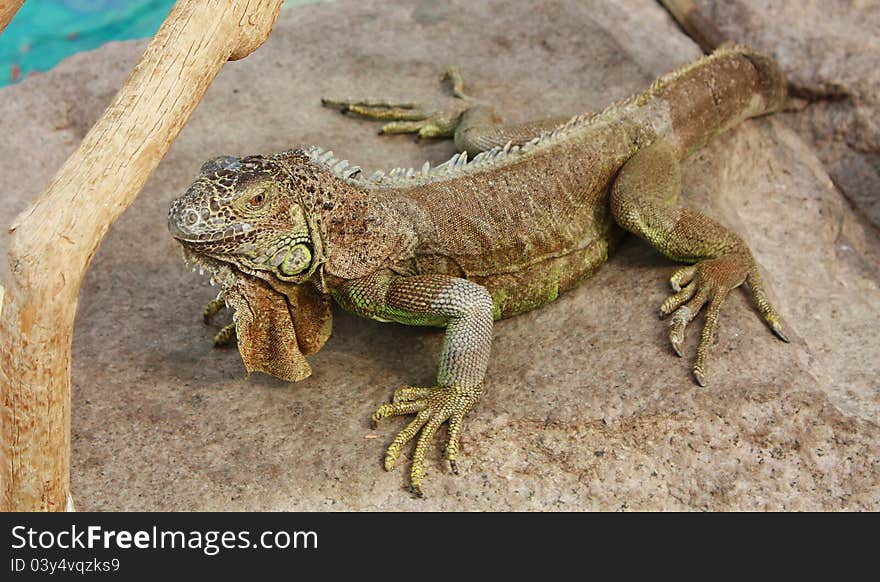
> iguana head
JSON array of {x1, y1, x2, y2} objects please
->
[
  {"x1": 168, "y1": 150, "x2": 337, "y2": 382},
  {"x1": 167, "y1": 150, "x2": 326, "y2": 284}
]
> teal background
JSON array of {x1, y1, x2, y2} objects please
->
[
  {"x1": 0, "y1": 0, "x2": 328, "y2": 87},
  {"x1": 0, "y1": 1, "x2": 176, "y2": 86}
]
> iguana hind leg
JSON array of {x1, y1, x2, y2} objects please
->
[{"x1": 610, "y1": 140, "x2": 788, "y2": 386}]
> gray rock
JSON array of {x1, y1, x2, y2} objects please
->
[
  {"x1": 695, "y1": 0, "x2": 880, "y2": 229},
  {"x1": 1, "y1": 0, "x2": 877, "y2": 510}
]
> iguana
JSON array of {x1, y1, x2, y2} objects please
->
[{"x1": 168, "y1": 45, "x2": 789, "y2": 497}]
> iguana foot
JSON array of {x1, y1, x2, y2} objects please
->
[
  {"x1": 322, "y1": 68, "x2": 471, "y2": 138},
  {"x1": 371, "y1": 383, "x2": 483, "y2": 498},
  {"x1": 659, "y1": 255, "x2": 788, "y2": 386}
]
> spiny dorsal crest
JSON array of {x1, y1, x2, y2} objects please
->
[{"x1": 303, "y1": 110, "x2": 600, "y2": 189}]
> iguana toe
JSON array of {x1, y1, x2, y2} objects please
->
[
  {"x1": 745, "y1": 265, "x2": 790, "y2": 344},
  {"x1": 660, "y1": 281, "x2": 699, "y2": 318},
  {"x1": 392, "y1": 385, "x2": 435, "y2": 403},
  {"x1": 668, "y1": 264, "x2": 698, "y2": 293},
  {"x1": 321, "y1": 97, "x2": 420, "y2": 110},
  {"x1": 202, "y1": 297, "x2": 226, "y2": 324},
  {"x1": 213, "y1": 322, "x2": 236, "y2": 347},
  {"x1": 344, "y1": 103, "x2": 429, "y2": 122},
  {"x1": 661, "y1": 255, "x2": 753, "y2": 385}
]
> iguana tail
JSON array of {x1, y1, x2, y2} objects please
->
[{"x1": 645, "y1": 45, "x2": 787, "y2": 158}]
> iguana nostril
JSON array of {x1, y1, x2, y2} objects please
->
[{"x1": 185, "y1": 211, "x2": 198, "y2": 226}]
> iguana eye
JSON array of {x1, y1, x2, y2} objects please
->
[{"x1": 249, "y1": 191, "x2": 266, "y2": 208}]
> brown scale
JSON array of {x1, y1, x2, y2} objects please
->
[{"x1": 335, "y1": 111, "x2": 656, "y2": 318}]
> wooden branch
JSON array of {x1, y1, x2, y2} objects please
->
[
  {"x1": 0, "y1": 1, "x2": 25, "y2": 36},
  {"x1": 0, "y1": 0, "x2": 283, "y2": 512}
]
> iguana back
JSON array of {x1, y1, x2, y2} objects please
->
[{"x1": 335, "y1": 46, "x2": 787, "y2": 316}]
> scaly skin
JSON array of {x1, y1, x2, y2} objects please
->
[{"x1": 168, "y1": 45, "x2": 789, "y2": 497}]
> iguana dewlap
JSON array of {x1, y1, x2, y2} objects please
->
[{"x1": 168, "y1": 46, "x2": 789, "y2": 496}]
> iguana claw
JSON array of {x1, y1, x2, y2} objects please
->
[{"x1": 371, "y1": 384, "x2": 482, "y2": 496}]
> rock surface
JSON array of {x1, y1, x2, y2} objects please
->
[
  {"x1": 695, "y1": 0, "x2": 880, "y2": 229},
  {"x1": 0, "y1": 0, "x2": 878, "y2": 510}
]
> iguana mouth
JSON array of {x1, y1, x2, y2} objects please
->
[
  {"x1": 166, "y1": 208, "x2": 254, "y2": 244},
  {"x1": 180, "y1": 246, "x2": 280, "y2": 286},
  {"x1": 180, "y1": 246, "x2": 235, "y2": 284}
]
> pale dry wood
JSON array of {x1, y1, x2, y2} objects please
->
[
  {"x1": 0, "y1": 1, "x2": 25, "y2": 36},
  {"x1": 0, "y1": 0, "x2": 283, "y2": 512}
]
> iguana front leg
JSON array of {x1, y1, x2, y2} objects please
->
[
  {"x1": 334, "y1": 272, "x2": 494, "y2": 497},
  {"x1": 610, "y1": 140, "x2": 788, "y2": 386}
]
